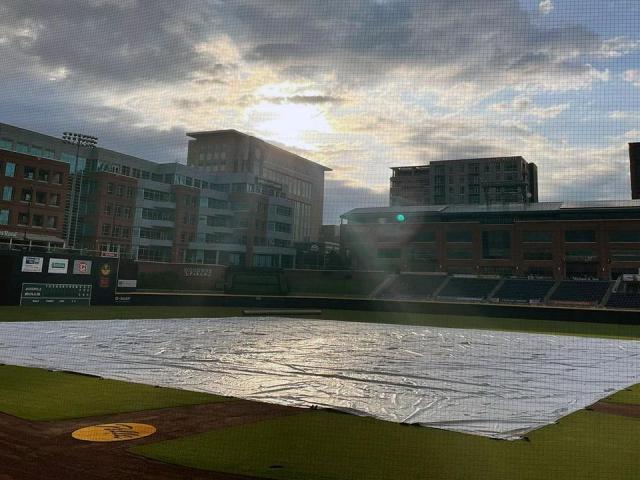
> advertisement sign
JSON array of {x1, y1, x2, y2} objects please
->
[
  {"x1": 117, "y1": 279, "x2": 137, "y2": 288},
  {"x1": 73, "y1": 260, "x2": 92, "y2": 275},
  {"x1": 48, "y1": 258, "x2": 69, "y2": 274},
  {"x1": 21, "y1": 256, "x2": 44, "y2": 273}
]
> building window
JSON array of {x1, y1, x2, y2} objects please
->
[
  {"x1": 102, "y1": 224, "x2": 111, "y2": 236},
  {"x1": 126, "y1": 186, "x2": 135, "y2": 198},
  {"x1": 114, "y1": 204, "x2": 122, "y2": 217},
  {"x1": 565, "y1": 230, "x2": 596, "y2": 243},
  {"x1": 32, "y1": 214, "x2": 43, "y2": 227},
  {"x1": 38, "y1": 170, "x2": 50, "y2": 182},
  {"x1": 124, "y1": 206, "x2": 132, "y2": 218},
  {"x1": 49, "y1": 194, "x2": 61, "y2": 206},
  {"x1": 523, "y1": 250, "x2": 553, "y2": 261},
  {"x1": 52, "y1": 172, "x2": 63, "y2": 184},
  {"x1": 141, "y1": 170, "x2": 150, "y2": 179},
  {"x1": 104, "y1": 203, "x2": 113, "y2": 215},
  {"x1": 116, "y1": 184, "x2": 124, "y2": 196},
  {"x1": 447, "y1": 248, "x2": 472, "y2": 259},
  {"x1": 0, "y1": 139, "x2": 13, "y2": 150},
  {"x1": 446, "y1": 230, "x2": 472, "y2": 243},
  {"x1": 2, "y1": 186, "x2": 13, "y2": 201},
  {"x1": 609, "y1": 231, "x2": 640, "y2": 243},
  {"x1": 46, "y1": 216, "x2": 57, "y2": 229},
  {"x1": 23, "y1": 166, "x2": 35, "y2": 180},
  {"x1": 523, "y1": 231, "x2": 552, "y2": 243},
  {"x1": 20, "y1": 189, "x2": 32, "y2": 202},
  {"x1": 16, "y1": 142, "x2": 29, "y2": 154},
  {"x1": 35, "y1": 191, "x2": 47, "y2": 204},
  {"x1": 17, "y1": 212, "x2": 28, "y2": 225},
  {"x1": 107, "y1": 183, "x2": 115, "y2": 194},
  {"x1": 482, "y1": 231, "x2": 511, "y2": 259},
  {"x1": 0, "y1": 209, "x2": 8, "y2": 225},
  {"x1": 4, "y1": 162, "x2": 16, "y2": 177},
  {"x1": 611, "y1": 249, "x2": 640, "y2": 261}
]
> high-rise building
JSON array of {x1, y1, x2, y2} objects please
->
[
  {"x1": 630, "y1": 143, "x2": 640, "y2": 200},
  {"x1": 186, "y1": 130, "x2": 330, "y2": 242},
  {"x1": 390, "y1": 156, "x2": 538, "y2": 206}
]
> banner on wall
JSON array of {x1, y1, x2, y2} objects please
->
[
  {"x1": 21, "y1": 256, "x2": 44, "y2": 273},
  {"x1": 48, "y1": 258, "x2": 69, "y2": 274}
]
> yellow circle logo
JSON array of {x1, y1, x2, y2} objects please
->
[
  {"x1": 72, "y1": 423, "x2": 156, "y2": 442},
  {"x1": 100, "y1": 263, "x2": 112, "y2": 276}
]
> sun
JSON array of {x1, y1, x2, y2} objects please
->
[{"x1": 250, "y1": 101, "x2": 331, "y2": 149}]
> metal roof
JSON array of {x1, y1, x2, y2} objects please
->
[{"x1": 341, "y1": 200, "x2": 640, "y2": 218}]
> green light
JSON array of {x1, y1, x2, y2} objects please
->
[{"x1": 396, "y1": 214, "x2": 406, "y2": 222}]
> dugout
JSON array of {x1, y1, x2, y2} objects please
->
[{"x1": 0, "y1": 251, "x2": 119, "y2": 305}]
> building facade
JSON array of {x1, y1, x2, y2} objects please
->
[
  {"x1": 0, "y1": 122, "x2": 296, "y2": 267},
  {"x1": 631, "y1": 143, "x2": 640, "y2": 200},
  {"x1": 186, "y1": 129, "x2": 330, "y2": 242},
  {"x1": 0, "y1": 149, "x2": 69, "y2": 247},
  {"x1": 390, "y1": 156, "x2": 538, "y2": 206},
  {"x1": 340, "y1": 201, "x2": 640, "y2": 280}
]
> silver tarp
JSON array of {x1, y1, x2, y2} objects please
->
[{"x1": 1, "y1": 317, "x2": 639, "y2": 440}]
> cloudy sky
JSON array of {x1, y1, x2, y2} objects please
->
[{"x1": 1, "y1": 0, "x2": 639, "y2": 223}]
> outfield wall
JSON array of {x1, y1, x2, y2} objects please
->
[{"x1": 115, "y1": 292, "x2": 640, "y2": 324}]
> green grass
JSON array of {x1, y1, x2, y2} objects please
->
[
  {"x1": 132, "y1": 409, "x2": 640, "y2": 480},
  {"x1": 0, "y1": 365, "x2": 228, "y2": 421},
  {"x1": 1, "y1": 306, "x2": 640, "y2": 339},
  {"x1": 603, "y1": 383, "x2": 640, "y2": 405}
]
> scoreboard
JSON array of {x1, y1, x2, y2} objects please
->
[{"x1": 20, "y1": 283, "x2": 92, "y2": 305}]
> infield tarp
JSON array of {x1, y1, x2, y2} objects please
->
[{"x1": 1, "y1": 318, "x2": 639, "y2": 439}]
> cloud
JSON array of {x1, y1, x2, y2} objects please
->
[
  {"x1": 538, "y1": 0, "x2": 554, "y2": 15},
  {"x1": 624, "y1": 69, "x2": 640, "y2": 87},
  {"x1": 219, "y1": 0, "x2": 619, "y2": 92},
  {"x1": 265, "y1": 95, "x2": 345, "y2": 105},
  {"x1": 0, "y1": 0, "x2": 227, "y2": 85},
  {"x1": 491, "y1": 96, "x2": 569, "y2": 119},
  {"x1": 323, "y1": 179, "x2": 388, "y2": 224}
]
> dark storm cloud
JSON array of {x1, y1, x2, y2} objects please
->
[
  {"x1": 220, "y1": 0, "x2": 608, "y2": 85},
  {"x1": 0, "y1": 0, "x2": 224, "y2": 84}
]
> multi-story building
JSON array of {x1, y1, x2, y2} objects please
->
[
  {"x1": 340, "y1": 201, "x2": 640, "y2": 280},
  {"x1": 0, "y1": 149, "x2": 69, "y2": 248},
  {"x1": 631, "y1": 143, "x2": 640, "y2": 200},
  {"x1": 0, "y1": 122, "x2": 296, "y2": 267},
  {"x1": 186, "y1": 129, "x2": 330, "y2": 242},
  {"x1": 390, "y1": 156, "x2": 538, "y2": 206}
]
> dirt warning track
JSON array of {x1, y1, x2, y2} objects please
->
[{"x1": 0, "y1": 400, "x2": 303, "y2": 480}]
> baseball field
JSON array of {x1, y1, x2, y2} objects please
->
[{"x1": 1, "y1": 305, "x2": 639, "y2": 479}]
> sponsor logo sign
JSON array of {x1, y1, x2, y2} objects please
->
[
  {"x1": 0, "y1": 230, "x2": 18, "y2": 238},
  {"x1": 72, "y1": 423, "x2": 156, "y2": 442},
  {"x1": 117, "y1": 279, "x2": 137, "y2": 288},
  {"x1": 21, "y1": 256, "x2": 44, "y2": 273},
  {"x1": 184, "y1": 267, "x2": 212, "y2": 277},
  {"x1": 73, "y1": 260, "x2": 92, "y2": 275},
  {"x1": 48, "y1": 258, "x2": 69, "y2": 274}
]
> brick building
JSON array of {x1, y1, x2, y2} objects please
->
[
  {"x1": 0, "y1": 150, "x2": 68, "y2": 247},
  {"x1": 631, "y1": 143, "x2": 640, "y2": 200},
  {"x1": 390, "y1": 156, "x2": 538, "y2": 206},
  {"x1": 340, "y1": 201, "x2": 640, "y2": 280}
]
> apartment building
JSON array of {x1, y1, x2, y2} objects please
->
[
  {"x1": 390, "y1": 156, "x2": 538, "y2": 206},
  {"x1": 0, "y1": 149, "x2": 69, "y2": 247}
]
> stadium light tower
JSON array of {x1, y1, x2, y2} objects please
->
[{"x1": 62, "y1": 132, "x2": 98, "y2": 249}]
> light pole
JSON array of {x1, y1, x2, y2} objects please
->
[{"x1": 62, "y1": 132, "x2": 98, "y2": 250}]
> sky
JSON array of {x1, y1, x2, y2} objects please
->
[{"x1": 1, "y1": 0, "x2": 639, "y2": 224}]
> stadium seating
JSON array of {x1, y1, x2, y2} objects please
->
[
  {"x1": 606, "y1": 293, "x2": 640, "y2": 309},
  {"x1": 377, "y1": 274, "x2": 447, "y2": 300},
  {"x1": 491, "y1": 279, "x2": 555, "y2": 304},
  {"x1": 437, "y1": 277, "x2": 500, "y2": 301},
  {"x1": 549, "y1": 280, "x2": 611, "y2": 305}
]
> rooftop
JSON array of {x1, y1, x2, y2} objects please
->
[
  {"x1": 186, "y1": 129, "x2": 332, "y2": 172},
  {"x1": 342, "y1": 199, "x2": 640, "y2": 218}
]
